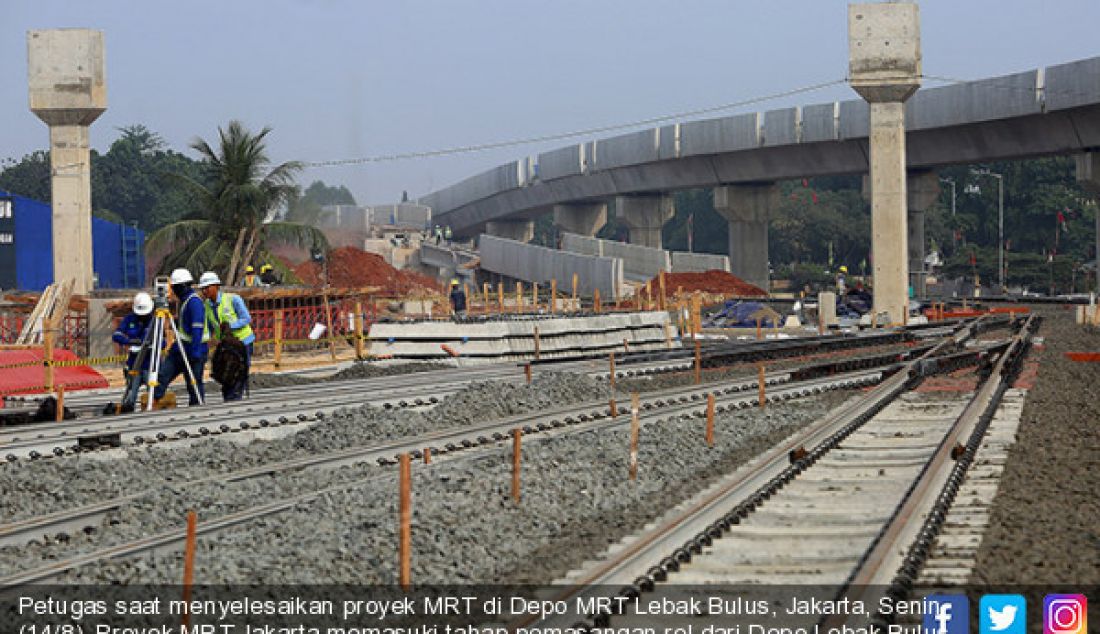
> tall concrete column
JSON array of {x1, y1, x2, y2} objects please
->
[
  {"x1": 907, "y1": 171, "x2": 940, "y2": 297},
  {"x1": 1076, "y1": 152, "x2": 1100, "y2": 294},
  {"x1": 713, "y1": 184, "x2": 778, "y2": 294},
  {"x1": 849, "y1": 3, "x2": 921, "y2": 324},
  {"x1": 553, "y1": 202, "x2": 607, "y2": 237},
  {"x1": 615, "y1": 194, "x2": 674, "y2": 248},
  {"x1": 484, "y1": 219, "x2": 534, "y2": 243},
  {"x1": 28, "y1": 29, "x2": 107, "y2": 295}
]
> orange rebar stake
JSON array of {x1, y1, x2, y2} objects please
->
[
  {"x1": 609, "y1": 351, "x2": 616, "y2": 391},
  {"x1": 694, "y1": 338, "x2": 702, "y2": 384},
  {"x1": 705, "y1": 393, "x2": 715, "y2": 447},
  {"x1": 524, "y1": 363, "x2": 532, "y2": 385},
  {"x1": 758, "y1": 364, "x2": 766, "y2": 409},
  {"x1": 398, "y1": 453, "x2": 412, "y2": 590},
  {"x1": 55, "y1": 385, "x2": 65, "y2": 422},
  {"x1": 629, "y1": 393, "x2": 641, "y2": 480},
  {"x1": 423, "y1": 447, "x2": 431, "y2": 464},
  {"x1": 512, "y1": 428, "x2": 522, "y2": 503},
  {"x1": 181, "y1": 510, "x2": 198, "y2": 628}
]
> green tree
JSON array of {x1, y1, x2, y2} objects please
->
[
  {"x1": 0, "y1": 151, "x2": 52, "y2": 201},
  {"x1": 285, "y1": 180, "x2": 357, "y2": 224},
  {"x1": 147, "y1": 121, "x2": 328, "y2": 284}
]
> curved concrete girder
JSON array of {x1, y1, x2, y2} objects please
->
[{"x1": 484, "y1": 220, "x2": 534, "y2": 244}]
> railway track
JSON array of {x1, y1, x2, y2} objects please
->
[
  {"x1": 0, "y1": 326, "x2": 949, "y2": 461},
  {"x1": 530, "y1": 315, "x2": 1035, "y2": 631},
  {"x1": 0, "y1": 357, "x2": 904, "y2": 584}
]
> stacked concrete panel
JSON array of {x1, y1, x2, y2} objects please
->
[
  {"x1": 479, "y1": 234, "x2": 623, "y2": 298},
  {"x1": 367, "y1": 311, "x2": 679, "y2": 361}
]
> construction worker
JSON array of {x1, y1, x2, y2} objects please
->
[
  {"x1": 112, "y1": 292, "x2": 155, "y2": 381},
  {"x1": 242, "y1": 265, "x2": 261, "y2": 287},
  {"x1": 153, "y1": 268, "x2": 212, "y2": 407},
  {"x1": 198, "y1": 271, "x2": 255, "y2": 401},
  {"x1": 449, "y1": 279, "x2": 467, "y2": 318},
  {"x1": 434, "y1": 224, "x2": 443, "y2": 245},
  {"x1": 836, "y1": 265, "x2": 848, "y2": 297},
  {"x1": 259, "y1": 263, "x2": 281, "y2": 286}
]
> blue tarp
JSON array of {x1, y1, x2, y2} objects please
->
[{"x1": 1, "y1": 190, "x2": 145, "y2": 290}]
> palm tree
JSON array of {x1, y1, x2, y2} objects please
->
[{"x1": 147, "y1": 121, "x2": 328, "y2": 284}]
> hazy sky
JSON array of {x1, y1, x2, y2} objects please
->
[{"x1": 3, "y1": 1, "x2": 1099, "y2": 206}]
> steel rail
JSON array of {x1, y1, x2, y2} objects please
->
[
  {"x1": 0, "y1": 365, "x2": 899, "y2": 585},
  {"x1": 528, "y1": 320, "x2": 996, "y2": 630}
]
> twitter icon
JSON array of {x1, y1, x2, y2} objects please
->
[{"x1": 981, "y1": 595, "x2": 1026, "y2": 634}]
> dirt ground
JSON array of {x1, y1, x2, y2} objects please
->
[{"x1": 970, "y1": 305, "x2": 1100, "y2": 584}]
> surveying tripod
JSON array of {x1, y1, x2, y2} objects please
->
[{"x1": 120, "y1": 277, "x2": 204, "y2": 411}]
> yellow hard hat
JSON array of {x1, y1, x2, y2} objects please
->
[
  {"x1": 246, "y1": 265, "x2": 255, "y2": 273},
  {"x1": 450, "y1": 279, "x2": 460, "y2": 286},
  {"x1": 261, "y1": 264, "x2": 273, "y2": 273},
  {"x1": 839, "y1": 266, "x2": 848, "y2": 273}
]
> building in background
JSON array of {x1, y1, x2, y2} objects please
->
[{"x1": 0, "y1": 190, "x2": 145, "y2": 291}]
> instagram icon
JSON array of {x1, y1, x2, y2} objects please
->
[{"x1": 1044, "y1": 595, "x2": 1087, "y2": 634}]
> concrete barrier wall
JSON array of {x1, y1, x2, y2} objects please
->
[
  {"x1": 368, "y1": 311, "x2": 680, "y2": 361},
  {"x1": 670, "y1": 251, "x2": 731, "y2": 273},
  {"x1": 479, "y1": 234, "x2": 623, "y2": 298},
  {"x1": 559, "y1": 232, "x2": 670, "y2": 281}
]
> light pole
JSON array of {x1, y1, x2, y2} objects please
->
[
  {"x1": 971, "y1": 169, "x2": 1004, "y2": 293},
  {"x1": 940, "y1": 177, "x2": 956, "y2": 217}
]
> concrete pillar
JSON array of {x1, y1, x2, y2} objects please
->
[
  {"x1": 849, "y1": 3, "x2": 921, "y2": 324},
  {"x1": 485, "y1": 220, "x2": 534, "y2": 243},
  {"x1": 28, "y1": 29, "x2": 107, "y2": 295},
  {"x1": 553, "y1": 202, "x2": 607, "y2": 237},
  {"x1": 907, "y1": 171, "x2": 940, "y2": 298},
  {"x1": 713, "y1": 184, "x2": 778, "y2": 293},
  {"x1": 864, "y1": 171, "x2": 939, "y2": 298},
  {"x1": 1076, "y1": 153, "x2": 1100, "y2": 294},
  {"x1": 614, "y1": 194, "x2": 674, "y2": 248}
]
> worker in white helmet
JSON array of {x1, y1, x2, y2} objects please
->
[
  {"x1": 198, "y1": 271, "x2": 255, "y2": 401},
  {"x1": 112, "y1": 292, "x2": 156, "y2": 380},
  {"x1": 153, "y1": 268, "x2": 214, "y2": 406}
]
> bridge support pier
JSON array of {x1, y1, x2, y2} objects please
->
[
  {"x1": 713, "y1": 184, "x2": 778, "y2": 294},
  {"x1": 907, "y1": 172, "x2": 940, "y2": 298},
  {"x1": 1076, "y1": 152, "x2": 1100, "y2": 294},
  {"x1": 28, "y1": 29, "x2": 107, "y2": 295},
  {"x1": 485, "y1": 220, "x2": 534, "y2": 244},
  {"x1": 849, "y1": 2, "x2": 921, "y2": 324},
  {"x1": 553, "y1": 202, "x2": 607, "y2": 237},
  {"x1": 615, "y1": 194, "x2": 674, "y2": 248}
]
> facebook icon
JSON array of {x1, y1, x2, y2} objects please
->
[{"x1": 924, "y1": 594, "x2": 970, "y2": 634}]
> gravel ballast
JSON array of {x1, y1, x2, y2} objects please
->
[
  {"x1": 0, "y1": 372, "x2": 613, "y2": 524},
  {"x1": 970, "y1": 306, "x2": 1100, "y2": 583},
  {"x1": 34, "y1": 392, "x2": 849, "y2": 584}
]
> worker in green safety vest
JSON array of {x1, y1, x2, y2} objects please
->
[{"x1": 198, "y1": 271, "x2": 255, "y2": 401}]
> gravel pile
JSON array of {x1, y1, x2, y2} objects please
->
[
  {"x1": 970, "y1": 306, "x2": 1100, "y2": 583},
  {"x1": 40, "y1": 393, "x2": 847, "y2": 584},
  {"x1": 249, "y1": 361, "x2": 448, "y2": 389},
  {"x1": 0, "y1": 372, "x2": 612, "y2": 524}
]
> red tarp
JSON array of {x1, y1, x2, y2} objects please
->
[{"x1": 0, "y1": 349, "x2": 109, "y2": 397}]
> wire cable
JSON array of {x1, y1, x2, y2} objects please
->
[{"x1": 302, "y1": 78, "x2": 850, "y2": 167}]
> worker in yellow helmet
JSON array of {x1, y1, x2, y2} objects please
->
[
  {"x1": 242, "y1": 265, "x2": 260, "y2": 287},
  {"x1": 449, "y1": 279, "x2": 467, "y2": 319},
  {"x1": 259, "y1": 263, "x2": 281, "y2": 286},
  {"x1": 836, "y1": 265, "x2": 848, "y2": 297}
]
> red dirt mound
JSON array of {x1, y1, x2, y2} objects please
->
[
  {"x1": 655, "y1": 270, "x2": 767, "y2": 296},
  {"x1": 294, "y1": 247, "x2": 440, "y2": 295}
]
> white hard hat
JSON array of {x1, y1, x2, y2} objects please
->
[
  {"x1": 197, "y1": 271, "x2": 222, "y2": 288},
  {"x1": 169, "y1": 268, "x2": 194, "y2": 285},
  {"x1": 133, "y1": 292, "x2": 154, "y2": 316}
]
